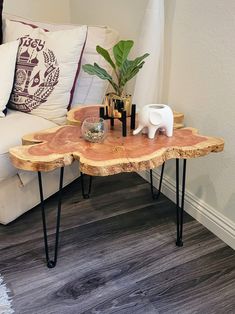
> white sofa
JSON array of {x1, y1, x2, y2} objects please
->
[{"x1": 0, "y1": 14, "x2": 118, "y2": 224}]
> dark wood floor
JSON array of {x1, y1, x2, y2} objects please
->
[{"x1": 0, "y1": 173, "x2": 235, "y2": 314}]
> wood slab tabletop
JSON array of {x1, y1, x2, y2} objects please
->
[
  {"x1": 67, "y1": 105, "x2": 185, "y2": 129},
  {"x1": 9, "y1": 106, "x2": 224, "y2": 176}
]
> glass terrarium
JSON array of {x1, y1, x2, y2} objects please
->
[{"x1": 81, "y1": 117, "x2": 106, "y2": 143}]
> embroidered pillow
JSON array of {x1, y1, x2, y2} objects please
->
[
  {"x1": 3, "y1": 14, "x2": 119, "y2": 107},
  {"x1": 0, "y1": 40, "x2": 18, "y2": 117},
  {"x1": 6, "y1": 19, "x2": 87, "y2": 124}
]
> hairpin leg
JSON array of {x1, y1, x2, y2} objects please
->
[
  {"x1": 175, "y1": 159, "x2": 187, "y2": 247},
  {"x1": 81, "y1": 172, "x2": 92, "y2": 199},
  {"x1": 150, "y1": 162, "x2": 165, "y2": 200},
  {"x1": 38, "y1": 167, "x2": 64, "y2": 268}
]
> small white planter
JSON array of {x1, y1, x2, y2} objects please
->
[{"x1": 133, "y1": 104, "x2": 174, "y2": 139}]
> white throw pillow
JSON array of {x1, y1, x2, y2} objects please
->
[
  {"x1": 0, "y1": 40, "x2": 18, "y2": 117},
  {"x1": 3, "y1": 14, "x2": 119, "y2": 107},
  {"x1": 5, "y1": 19, "x2": 87, "y2": 124}
]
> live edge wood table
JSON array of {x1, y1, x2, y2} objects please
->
[{"x1": 9, "y1": 105, "x2": 224, "y2": 268}]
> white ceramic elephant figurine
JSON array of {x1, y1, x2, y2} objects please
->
[{"x1": 133, "y1": 104, "x2": 174, "y2": 139}]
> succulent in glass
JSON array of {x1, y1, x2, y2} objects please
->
[
  {"x1": 82, "y1": 40, "x2": 149, "y2": 97},
  {"x1": 81, "y1": 117, "x2": 106, "y2": 143}
]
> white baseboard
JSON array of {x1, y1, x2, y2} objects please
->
[{"x1": 139, "y1": 169, "x2": 235, "y2": 250}]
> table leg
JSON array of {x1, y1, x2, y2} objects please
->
[
  {"x1": 81, "y1": 172, "x2": 92, "y2": 199},
  {"x1": 150, "y1": 162, "x2": 165, "y2": 200},
  {"x1": 175, "y1": 159, "x2": 187, "y2": 247},
  {"x1": 38, "y1": 167, "x2": 64, "y2": 268}
]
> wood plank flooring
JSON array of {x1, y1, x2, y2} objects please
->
[{"x1": 0, "y1": 173, "x2": 234, "y2": 314}]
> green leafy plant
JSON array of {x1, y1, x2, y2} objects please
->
[{"x1": 82, "y1": 40, "x2": 149, "y2": 96}]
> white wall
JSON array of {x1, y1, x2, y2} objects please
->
[
  {"x1": 70, "y1": 0, "x2": 148, "y2": 45},
  {"x1": 69, "y1": 0, "x2": 149, "y2": 91},
  {"x1": 3, "y1": 0, "x2": 71, "y2": 22},
  {"x1": 163, "y1": 1, "x2": 235, "y2": 228},
  {"x1": 4, "y1": 0, "x2": 148, "y2": 38},
  {"x1": 70, "y1": 0, "x2": 148, "y2": 92}
]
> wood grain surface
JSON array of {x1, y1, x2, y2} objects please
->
[
  {"x1": 67, "y1": 105, "x2": 184, "y2": 129},
  {"x1": 0, "y1": 173, "x2": 234, "y2": 314},
  {"x1": 9, "y1": 105, "x2": 224, "y2": 175}
]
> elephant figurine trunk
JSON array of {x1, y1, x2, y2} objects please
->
[{"x1": 133, "y1": 104, "x2": 174, "y2": 139}]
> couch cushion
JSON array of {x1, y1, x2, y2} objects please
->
[
  {"x1": 0, "y1": 109, "x2": 56, "y2": 181},
  {"x1": 2, "y1": 14, "x2": 119, "y2": 107}
]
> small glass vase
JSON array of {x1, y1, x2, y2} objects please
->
[{"x1": 81, "y1": 117, "x2": 106, "y2": 143}]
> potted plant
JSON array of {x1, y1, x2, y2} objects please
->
[{"x1": 82, "y1": 40, "x2": 149, "y2": 117}]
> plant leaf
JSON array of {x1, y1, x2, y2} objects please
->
[
  {"x1": 119, "y1": 60, "x2": 146, "y2": 88},
  {"x1": 82, "y1": 63, "x2": 113, "y2": 81},
  {"x1": 131, "y1": 53, "x2": 149, "y2": 67},
  {"x1": 108, "y1": 80, "x2": 120, "y2": 95},
  {"x1": 119, "y1": 53, "x2": 149, "y2": 87},
  {"x1": 96, "y1": 46, "x2": 116, "y2": 70},
  {"x1": 113, "y1": 40, "x2": 134, "y2": 67},
  {"x1": 82, "y1": 63, "x2": 119, "y2": 94}
]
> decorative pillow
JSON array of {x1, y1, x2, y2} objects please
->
[
  {"x1": 3, "y1": 14, "x2": 119, "y2": 107},
  {"x1": 0, "y1": 40, "x2": 19, "y2": 117},
  {"x1": 5, "y1": 19, "x2": 87, "y2": 124}
]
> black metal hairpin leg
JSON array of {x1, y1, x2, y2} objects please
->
[
  {"x1": 81, "y1": 172, "x2": 92, "y2": 199},
  {"x1": 150, "y1": 162, "x2": 165, "y2": 200},
  {"x1": 175, "y1": 159, "x2": 187, "y2": 247},
  {"x1": 38, "y1": 167, "x2": 64, "y2": 268}
]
